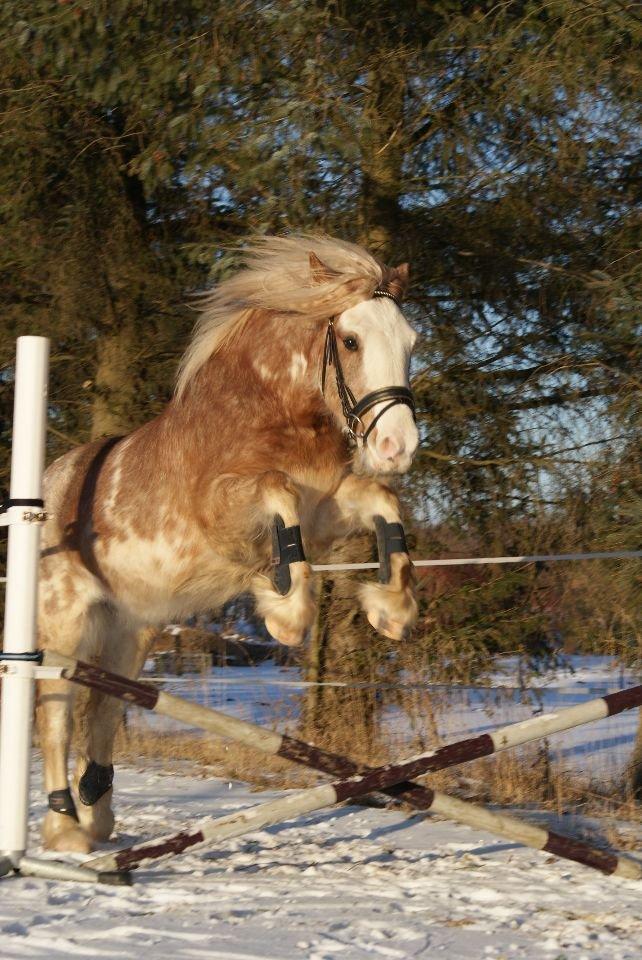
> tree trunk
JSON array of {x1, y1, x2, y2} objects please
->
[
  {"x1": 303, "y1": 535, "x2": 383, "y2": 761},
  {"x1": 303, "y1": 577, "x2": 329, "y2": 735},
  {"x1": 359, "y1": 68, "x2": 405, "y2": 257},
  {"x1": 301, "y1": 64, "x2": 407, "y2": 758},
  {"x1": 91, "y1": 326, "x2": 138, "y2": 439}
]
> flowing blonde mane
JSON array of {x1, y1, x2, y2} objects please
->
[{"x1": 175, "y1": 234, "x2": 384, "y2": 397}]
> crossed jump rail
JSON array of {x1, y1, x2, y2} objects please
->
[{"x1": 21, "y1": 649, "x2": 639, "y2": 882}]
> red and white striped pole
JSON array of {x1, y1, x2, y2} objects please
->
[{"x1": 39, "y1": 653, "x2": 641, "y2": 879}]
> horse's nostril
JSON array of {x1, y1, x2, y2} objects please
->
[{"x1": 378, "y1": 436, "x2": 403, "y2": 460}]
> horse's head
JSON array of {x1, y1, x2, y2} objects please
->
[
  {"x1": 176, "y1": 236, "x2": 419, "y2": 476},
  {"x1": 312, "y1": 254, "x2": 419, "y2": 475}
]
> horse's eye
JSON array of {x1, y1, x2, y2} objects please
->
[{"x1": 343, "y1": 336, "x2": 358, "y2": 352}]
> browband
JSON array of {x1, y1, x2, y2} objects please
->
[{"x1": 372, "y1": 289, "x2": 401, "y2": 307}]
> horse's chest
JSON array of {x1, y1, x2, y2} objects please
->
[{"x1": 293, "y1": 464, "x2": 347, "y2": 515}]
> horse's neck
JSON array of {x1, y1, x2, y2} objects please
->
[
  {"x1": 163, "y1": 314, "x2": 342, "y2": 459},
  {"x1": 247, "y1": 311, "x2": 323, "y2": 396},
  {"x1": 195, "y1": 315, "x2": 324, "y2": 415}
]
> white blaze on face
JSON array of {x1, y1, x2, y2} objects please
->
[{"x1": 337, "y1": 298, "x2": 419, "y2": 474}]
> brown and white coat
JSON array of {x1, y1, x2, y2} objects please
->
[{"x1": 37, "y1": 234, "x2": 420, "y2": 853}]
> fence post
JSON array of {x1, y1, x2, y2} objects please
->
[{"x1": 0, "y1": 337, "x2": 49, "y2": 868}]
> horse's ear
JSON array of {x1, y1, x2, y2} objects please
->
[
  {"x1": 394, "y1": 263, "x2": 410, "y2": 291},
  {"x1": 384, "y1": 263, "x2": 410, "y2": 302},
  {"x1": 309, "y1": 252, "x2": 339, "y2": 284}
]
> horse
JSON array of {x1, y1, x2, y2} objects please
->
[{"x1": 37, "y1": 233, "x2": 420, "y2": 853}]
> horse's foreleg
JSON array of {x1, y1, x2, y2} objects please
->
[
  {"x1": 316, "y1": 475, "x2": 418, "y2": 641},
  {"x1": 250, "y1": 471, "x2": 316, "y2": 647},
  {"x1": 74, "y1": 625, "x2": 155, "y2": 844},
  {"x1": 207, "y1": 471, "x2": 315, "y2": 646}
]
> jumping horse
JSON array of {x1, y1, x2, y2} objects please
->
[{"x1": 37, "y1": 234, "x2": 420, "y2": 852}]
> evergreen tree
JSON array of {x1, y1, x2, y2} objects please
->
[{"x1": 1, "y1": 2, "x2": 639, "y2": 709}]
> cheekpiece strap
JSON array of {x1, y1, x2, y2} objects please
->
[
  {"x1": 321, "y1": 296, "x2": 414, "y2": 444},
  {"x1": 322, "y1": 320, "x2": 360, "y2": 435}
]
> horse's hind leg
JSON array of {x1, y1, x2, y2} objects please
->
[
  {"x1": 38, "y1": 602, "x2": 103, "y2": 854},
  {"x1": 74, "y1": 622, "x2": 154, "y2": 843}
]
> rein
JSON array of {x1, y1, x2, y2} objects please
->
[{"x1": 321, "y1": 289, "x2": 416, "y2": 444}]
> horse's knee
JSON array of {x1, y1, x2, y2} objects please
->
[{"x1": 260, "y1": 472, "x2": 301, "y2": 527}]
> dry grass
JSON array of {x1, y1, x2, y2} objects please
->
[
  {"x1": 114, "y1": 725, "x2": 321, "y2": 792},
  {"x1": 113, "y1": 721, "x2": 642, "y2": 856},
  {"x1": 111, "y1": 684, "x2": 642, "y2": 841}
]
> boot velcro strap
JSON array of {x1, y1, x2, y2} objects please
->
[
  {"x1": 271, "y1": 516, "x2": 306, "y2": 596},
  {"x1": 374, "y1": 516, "x2": 409, "y2": 584},
  {"x1": 79, "y1": 760, "x2": 114, "y2": 806},
  {"x1": 48, "y1": 788, "x2": 78, "y2": 820}
]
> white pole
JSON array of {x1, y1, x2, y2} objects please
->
[{"x1": 0, "y1": 337, "x2": 49, "y2": 867}]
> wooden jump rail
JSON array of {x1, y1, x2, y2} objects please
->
[{"x1": 40, "y1": 650, "x2": 642, "y2": 881}]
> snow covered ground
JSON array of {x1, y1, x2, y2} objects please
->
[
  {"x1": 2, "y1": 759, "x2": 642, "y2": 960},
  {"x1": 3, "y1": 655, "x2": 642, "y2": 958}
]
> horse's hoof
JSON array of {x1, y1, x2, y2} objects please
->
[
  {"x1": 81, "y1": 804, "x2": 115, "y2": 844},
  {"x1": 365, "y1": 608, "x2": 407, "y2": 641},
  {"x1": 359, "y1": 578, "x2": 417, "y2": 643},
  {"x1": 264, "y1": 614, "x2": 305, "y2": 646},
  {"x1": 42, "y1": 814, "x2": 93, "y2": 854}
]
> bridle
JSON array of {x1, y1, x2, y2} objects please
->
[{"x1": 321, "y1": 288, "x2": 416, "y2": 444}]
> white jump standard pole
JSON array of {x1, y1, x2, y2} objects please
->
[
  {"x1": 0, "y1": 337, "x2": 50, "y2": 875},
  {"x1": 0, "y1": 339, "x2": 120, "y2": 886}
]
